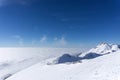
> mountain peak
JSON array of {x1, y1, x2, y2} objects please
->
[
  {"x1": 88, "y1": 42, "x2": 120, "y2": 54},
  {"x1": 111, "y1": 44, "x2": 120, "y2": 51},
  {"x1": 97, "y1": 42, "x2": 110, "y2": 47},
  {"x1": 79, "y1": 42, "x2": 120, "y2": 58},
  {"x1": 88, "y1": 42, "x2": 111, "y2": 53}
]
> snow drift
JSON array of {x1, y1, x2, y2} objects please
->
[
  {"x1": 6, "y1": 42, "x2": 120, "y2": 80},
  {"x1": 7, "y1": 50, "x2": 120, "y2": 80},
  {"x1": 0, "y1": 48, "x2": 81, "y2": 80}
]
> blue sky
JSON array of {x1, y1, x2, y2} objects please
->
[{"x1": 0, "y1": 0, "x2": 120, "y2": 48}]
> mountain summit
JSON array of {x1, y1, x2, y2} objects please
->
[
  {"x1": 88, "y1": 42, "x2": 111, "y2": 53},
  {"x1": 80, "y1": 42, "x2": 120, "y2": 58}
]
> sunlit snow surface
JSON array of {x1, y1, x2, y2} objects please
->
[
  {"x1": 7, "y1": 50, "x2": 120, "y2": 80},
  {"x1": 1, "y1": 43, "x2": 120, "y2": 80},
  {"x1": 5, "y1": 43, "x2": 120, "y2": 80},
  {"x1": 0, "y1": 48, "x2": 82, "y2": 80}
]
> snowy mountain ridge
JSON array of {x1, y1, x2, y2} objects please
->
[
  {"x1": 80, "y1": 42, "x2": 120, "y2": 57},
  {"x1": 6, "y1": 43, "x2": 120, "y2": 80},
  {"x1": 90, "y1": 42, "x2": 120, "y2": 53},
  {"x1": 0, "y1": 43, "x2": 119, "y2": 80},
  {"x1": 45, "y1": 43, "x2": 120, "y2": 64}
]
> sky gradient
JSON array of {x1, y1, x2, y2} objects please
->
[{"x1": 0, "y1": 0, "x2": 120, "y2": 48}]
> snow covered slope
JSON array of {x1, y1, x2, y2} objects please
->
[
  {"x1": 5, "y1": 43, "x2": 120, "y2": 80},
  {"x1": 88, "y1": 43, "x2": 111, "y2": 53},
  {"x1": 0, "y1": 48, "x2": 82, "y2": 62},
  {"x1": 0, "y1": 48, "x2": 81, "y2": 80},
  {"x1": 7, "y1": 50, "x2": 120, "y2": 80},
  {"x1": 80, "y1": 43, "x2": 120, "y2": 57}
]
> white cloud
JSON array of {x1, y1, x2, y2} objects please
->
[
  {"x1": 54, "y1": 36, "x2": 67, "y2": 47},
  {"x1": 40, "y1": 35, "x2": 47, "y2": 43},
  {"x1": 12, "y1": 35, "x2": 24, "y2": 46}
]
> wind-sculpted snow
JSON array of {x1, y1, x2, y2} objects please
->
[
  {"x1": 7, "y1": 50, "x2": 120, "y2": 80},
  {"x1": 50, "y1": 43, "x2": 118, "y2": 64},
  {"x1": 47, "y1": 53, "x2": 105, "y2": 64},
  {"x1": 82, "y1": 53, "x2": 102, "y2": 59},
  {"x1": 56, "y1": 54, "x2": 81, "y2": 63},
  {"x1": 0, "y1": 43, "x2": 120, "y2": 80},
  {"x1": 80, "y1": 43, "x2": 120, "y2": 57},
  {"x1": 0, "y1": 48, "x2": 82, "y2": 80}
]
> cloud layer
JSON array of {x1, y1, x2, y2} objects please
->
[
  {"x1": 40, "y1": 35, "x2": 47, "y2": 43},
  {"x1": 54, "y1": 36, "x2": 67, "y2": 47},
  {"x1": 12, "y1": 35, "x2": 69, "y2": 47}
]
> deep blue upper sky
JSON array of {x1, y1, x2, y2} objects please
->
[{"x1": 0, "y1": 0, "x2": 120, "y2": 48}]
